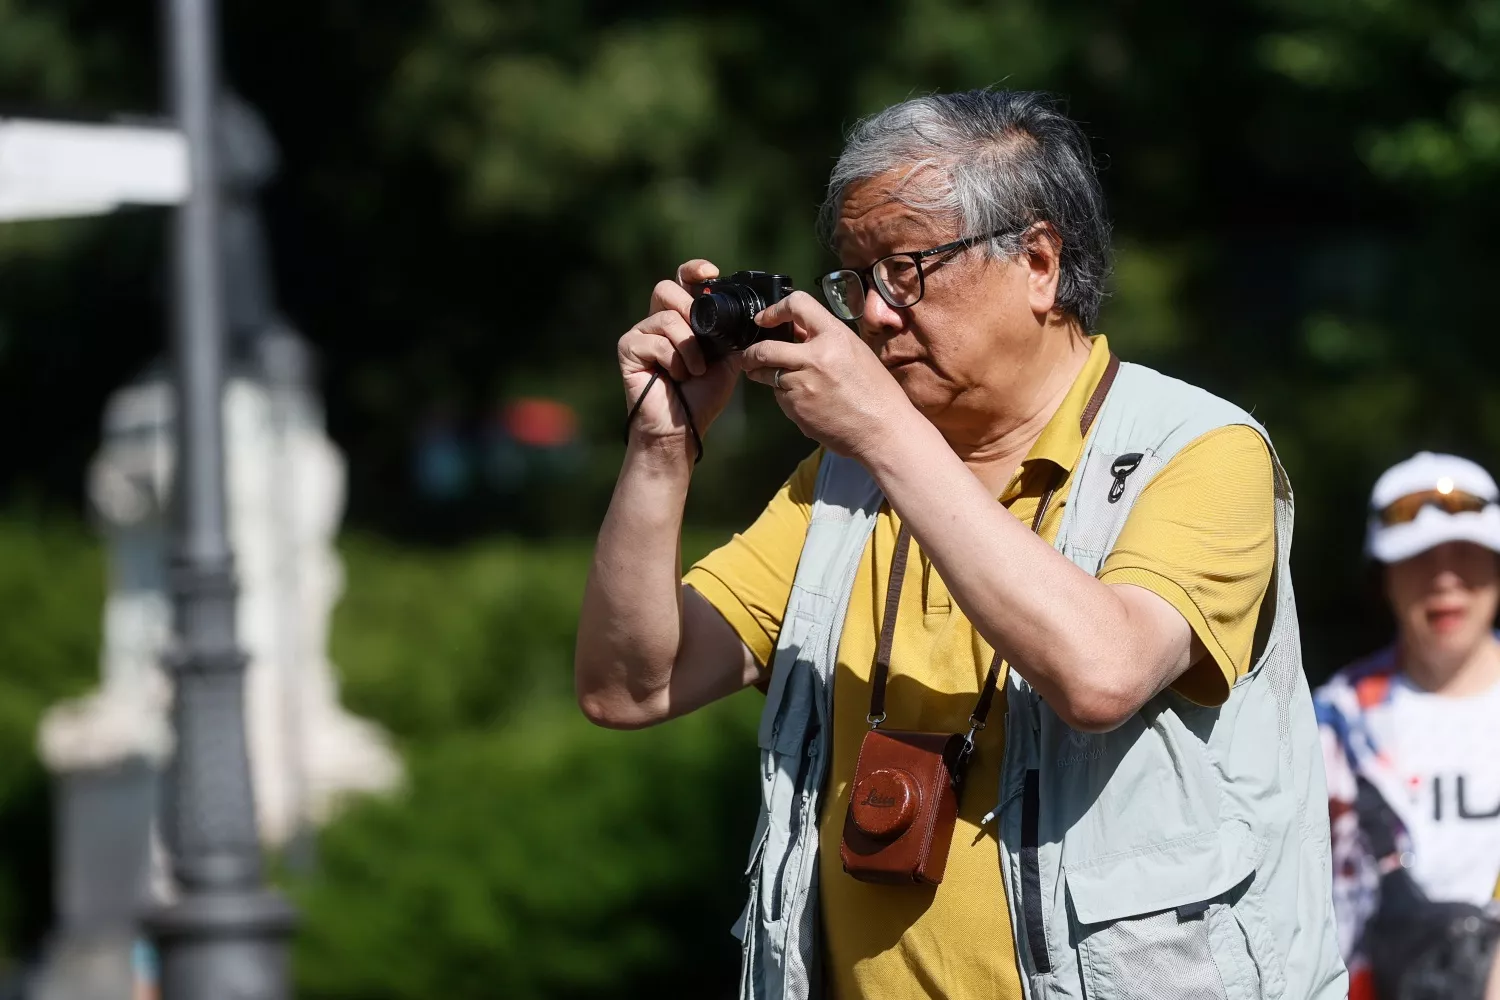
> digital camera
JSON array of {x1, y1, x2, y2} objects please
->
[{"x1": 689, "y1": 271, "x2": 795, "y2": 360}]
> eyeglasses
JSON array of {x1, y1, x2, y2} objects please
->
[
  {"x1": 819, "y1": 229, "x2": 1014, "y2": 321},
  {"x1": 1378, "y1": 481, "x2": 1495, "y2": 526}
]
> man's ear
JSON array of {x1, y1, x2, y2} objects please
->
[{"x1": 1024, "y1": 222, "x2": 1063, "y2": 319}]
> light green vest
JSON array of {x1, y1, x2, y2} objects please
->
[{"x1": 734, "y1": 362, "x2": 1347, "y2": 1000}]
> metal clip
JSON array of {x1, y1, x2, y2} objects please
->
[
  {"x1": 955, "y1": 728, "x2": 978, "y2": 776},
  {"x1": 1108, "y1": 453, "x2": 1144, "y2": 504}
]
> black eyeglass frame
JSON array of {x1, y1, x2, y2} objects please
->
[{"x1": 819, "y1": 227, "x2": 1015, "y2": 320}]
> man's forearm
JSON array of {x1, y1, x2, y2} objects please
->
[
  {"x1": 860, "y1": 416, "x2": 1179, "y2": 731},
  {"x1": 575, "y1": 433, "x2": 696, "y2": 724}
]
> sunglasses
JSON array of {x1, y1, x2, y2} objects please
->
[{"x1": 1378, "y1": 485, "x2": 1494, "y2": 526}]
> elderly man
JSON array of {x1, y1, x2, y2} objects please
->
[{"x1": 576, "y1": 89, "x2": 1345, "y2": 1000}]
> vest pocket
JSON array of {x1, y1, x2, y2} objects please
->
[
  {"x1": 770, "y1": 728, "x2": 819, "y2": 922},
  {"x1": 1205, "y1": 898, "x2": 1265, "y2": 1000},
  {"x1": 1067, "y1": 838, "x2": 1268, "y2": 1000},
  {"x1": 1075, "y1": 904, "x2": 1234, "y2": 1000}
]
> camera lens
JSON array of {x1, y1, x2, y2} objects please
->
[{"x1": 690, "y1": 284, "x2": 764, "y2": 359}]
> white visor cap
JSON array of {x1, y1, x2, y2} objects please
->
[{"x1": 1366, "y1": 451, "x2": 1500, "y2": 563}]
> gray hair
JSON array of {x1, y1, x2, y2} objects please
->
[{"x1": 820, "y1": 89, "x2": 1112, "y2": 332}]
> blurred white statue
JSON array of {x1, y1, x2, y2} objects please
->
[{"x1": 40, "y1": 350, "x2": 401, "y2": 849}]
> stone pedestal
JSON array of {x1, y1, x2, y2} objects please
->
[
  {"x1": 28, "y1": 757, "x2": 160, "y2": 1000},
  {"x1": 55, "y1": 759, "x2": 161, "y2": 928}
]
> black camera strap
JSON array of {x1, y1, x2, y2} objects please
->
[{"x1": 623, "y1": 367, "x2": 704, "y2": 464}]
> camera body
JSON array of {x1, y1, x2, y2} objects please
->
[{"x1": 689, "y1": 270, "x2": 795, "y2": 360}]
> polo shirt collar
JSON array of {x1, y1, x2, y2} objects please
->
[{"x1": 1000, "y1": 335, "x2": 1112, "y2": 502}]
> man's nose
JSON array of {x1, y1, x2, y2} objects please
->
[{"x1": 858, "y1": 287, "x2": 905, "y2": 337}]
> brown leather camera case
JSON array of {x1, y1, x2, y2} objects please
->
[{"x1": 840, "y1": 729, "x2": 968, "y2": 885}]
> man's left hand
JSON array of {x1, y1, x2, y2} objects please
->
[{"x1": 742, "y1": 291, "x2": 915, "y2": 458}]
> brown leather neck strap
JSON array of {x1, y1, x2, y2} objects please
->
[
  {"x1": 866, "y1": 352, "x2": 1120, "y2": 732},
  {"x1": 1080, "y1": 352, "x2": 1121, "y2": 440},
  {"x1": 866, "y1": 524, "x2": 913, "y2": 726}
]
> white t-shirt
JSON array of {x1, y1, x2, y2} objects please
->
[{"x1": 1381, "y1": 673, "x2": 1500, "y2": 906}]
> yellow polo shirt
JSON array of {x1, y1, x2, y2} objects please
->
[{"x1": 685, "y1": 336, "x2": 1275, "y2": 1000}]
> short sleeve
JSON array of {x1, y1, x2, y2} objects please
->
[
  {"x1": 683, "y1": 450, "x2": 821, "y2": 668},
  {"x1": 1099, "y1": 425, "x2": 1275, "y2": 707}
]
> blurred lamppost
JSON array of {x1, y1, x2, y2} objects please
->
[{"x1": 142, "y1": 0, "x2": 297, "y2": 994}]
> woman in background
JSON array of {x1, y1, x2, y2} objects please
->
[{"x1": 1317, "y1": 451, "x2": 1500, "y2": 1000}]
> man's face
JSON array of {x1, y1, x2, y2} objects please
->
[
  {"x1": 1385, "y1": 541, "x2": 1500, "y2": 668},
  {"x1": 833, "y1": 170, "x2": 1058, "y2": 423}
]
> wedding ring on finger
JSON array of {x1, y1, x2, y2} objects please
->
[{"x1": 773, "y1": 367, "x2": 785, "y2": 391}]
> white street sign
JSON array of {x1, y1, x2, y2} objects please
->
[{"x1": 0, "y1": 118, "x2": 188, "y2": 222}]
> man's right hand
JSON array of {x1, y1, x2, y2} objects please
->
[
  {"x1": 579, "y1": 258, "x2": 763, "y2": 730},
  {"x1": 618, "y1": 259, "x2": 742, "y2": 447}
]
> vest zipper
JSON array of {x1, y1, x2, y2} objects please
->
[{"x1": 1020, "y1": 768, "x2": 1052, "y2": 974}]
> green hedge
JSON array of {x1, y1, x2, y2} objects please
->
[
  {"x1": 300, "y1": 533, "x2": 761, "y2": 999},
  {"x1": 0, "y1": 516, "x2": 102, "y2": 975},
  {"x1": 0, "y1": 517, "x2": 760, "y2": 996}
]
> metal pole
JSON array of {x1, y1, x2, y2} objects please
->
[{"x1": 144, "y1": 0, "x2": 297, "y2": 994}]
